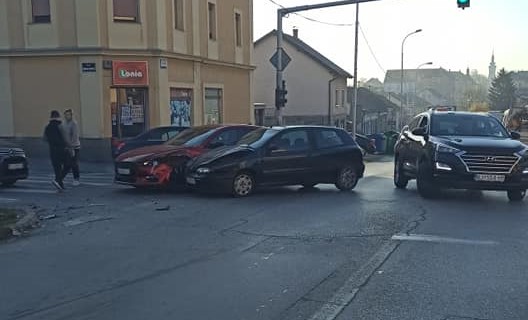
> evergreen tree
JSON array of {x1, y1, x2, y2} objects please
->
[{"x1": 488, "y1": 68, "x2": 517, "y2": 111}]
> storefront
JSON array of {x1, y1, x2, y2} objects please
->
[{"x1": 110, "y1": 61, "x2": 149, "y2": 140}]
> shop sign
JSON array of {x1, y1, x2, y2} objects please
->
[{"x1": 112, "y1": 61, "x2": 149, "y2": 86}]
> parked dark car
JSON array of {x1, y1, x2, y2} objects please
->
[
  {"x1": 112, "y1": 126, "x2": 188, "y2": 158},
  {"x1": 394, "y1": 110, "x2": 528, "y2": 201},
  {"x1": 114, "y1": 124, "x2": 259, "y2": 188},
  {"x1": 186, "y1": 126, "x2": 365, "y2": 197},
  {"x1": 353, "y1": 133, "x2": 377, "y2": 154},
  {"x1": 0, "y1": 141, "x2": 29, "y2": 187}
]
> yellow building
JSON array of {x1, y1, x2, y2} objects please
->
[{"x1": 0, "y1": 0, "x2": 254, "y2": 160}]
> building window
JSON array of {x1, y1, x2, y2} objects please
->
[
  {"x1": 170, "y1": 88, "x2": 192, "y2": 126},
  {"x1": 113, "y1": 0, "x2": 139, "y2": 22},
  {"x1": 174, "y1": 0, "x2": 184, "y2": 31},
  {"x1": 335, "y1": 89, "x2": 345, "y2": 107},
  {"x1": 205, "y1": 88, "x2": 222, "y2": 124},
  {"x1": 235, "y1": 12, "x2": 242, "y2": 47},
  {"x1": 208, "y1": 2, "x2": 217, "y2": 40},
  {"x1": 31, "y1": 0, "x2": 51, "y2": 23}
]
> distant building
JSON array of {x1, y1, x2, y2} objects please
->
[
  {"x1": 383, "y1": 68, "x2": 474, "y2": 112},
  {"x1": 347, "y1": 87, "x2": 398, "y2": 134},
  {"x1": 488, "y1": 52, "x2": 497, "y2": 87},
  {"x1": 362, "y1": 78, "x2": 383, "y2": 93},
  {"x1": 512, "y1": 71, "x2": 528, "y2": 104},
  {"x1": 253, "y1": 28, "x2": 351, "y2": 127}
]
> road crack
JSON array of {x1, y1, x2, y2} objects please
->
[{"x1": 405, "y1": 206, "x2": 428, "y2": 235}]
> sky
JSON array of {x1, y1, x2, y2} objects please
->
[{"x1": 253, "y1": 0, "x2": 528, "y2": 82}]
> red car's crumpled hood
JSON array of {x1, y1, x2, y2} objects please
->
[{"x1": 115, "y1": 144, "x2": 188, "y2": 162}]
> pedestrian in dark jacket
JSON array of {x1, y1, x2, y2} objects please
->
[{"x1": 43, "y1": 110, "x2": 70, "y2": 190}]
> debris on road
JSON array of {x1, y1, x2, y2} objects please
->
[{"x1": 156, "y1": 205, "x2": 171, "y2": 211}]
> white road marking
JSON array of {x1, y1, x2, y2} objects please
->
[
  {"x1": 1, "y1": 188, "x2": 57, "y2": 194},
  {"x1": 21, "y1": 179, "x2": 111, "y2": 187},
  {"x1": 391, "y1": 233, "x2": 498, "y2": 245},
  {"x1": 308, "y1": 241, "x2": 399, "y2": 320},
  {"x1": 0, "y1": 197, "x2": 18, "y2": 202}
]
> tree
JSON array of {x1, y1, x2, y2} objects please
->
[{"x1": 488, "y1": 68, "x2": 517, "y2": 111}]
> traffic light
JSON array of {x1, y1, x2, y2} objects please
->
[
  {"x1": 275, "y1": 80, "x2": 288, "y2": 109},
  {"x1": 457, "y1": 0, "x2": 469, "y2": 9}
]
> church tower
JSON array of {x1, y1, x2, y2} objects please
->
[{"x1": 488, "y1": 52, "x2": 496, "y2": 86}]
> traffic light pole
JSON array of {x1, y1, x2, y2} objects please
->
[{"x1": 274, "y1": 0, "x2": 380, "y2": 128}]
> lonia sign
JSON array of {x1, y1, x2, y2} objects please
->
[
  {"x1": 112, "y1": 61, "x2": 149, "y2": 86},
  {"x1": 119, "y1": 69, "x2": 143, "y2": 78}
]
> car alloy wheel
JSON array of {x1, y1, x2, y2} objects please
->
[
  {"x1": 507, "y1": 190, "x2": 526, "y2": 202},
  {"x1": 336, "y1": 166, "x2": 358, "y2": 191},
  {"x1": 233, "y1": 172, "x2": 254, "y2": 197},
  {"x1": 394, "y1": 158, "x2": 409, "y2": 189}
]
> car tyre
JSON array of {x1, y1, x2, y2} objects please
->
[
  {"x1": 1, "y1": 179, "x2": 17, "y2": 187},
  {"x1": 507, "y1": 190, "x2": 526, "y2": 202},
  {"x1": 394, "y1": 157, "x2": 409, "y2": 189},
  {"x1": 335, "y1": 165, "x2": 358, "y2": 191},
  {"x1": 416, "y1": 160, "x2": 437, "y2": 198},
  {"x1": 232, "y1": 171, "x2": 255, "y2": 197}
]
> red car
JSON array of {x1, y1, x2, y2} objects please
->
[{"x1": 114, "y1": 124, "x2": 260, "y2": 188}]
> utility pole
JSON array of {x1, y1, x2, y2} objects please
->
[
  {"x1": 274, "y1": 0, "x2": 380, "y2": 128},
  {"x1": 352, "y1": 2, "x2": 359, "y2": 137}
]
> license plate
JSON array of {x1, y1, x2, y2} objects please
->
[
  {"x1": 117, "y1": 168, "x2": 130, "y2": 175},
  {"x1": 8, "y1": 163, "x2": 24, "y2": 170},
  {"x1": 474, "y1": 174, "x2": 505, "y2": 182},
  {"x1": 186, "y1": 177, "x2": 196, "y2": 185}
]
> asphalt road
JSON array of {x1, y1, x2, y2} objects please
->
[{"x1": 1, "y1": 158, "x2": 527, "y2": 320}]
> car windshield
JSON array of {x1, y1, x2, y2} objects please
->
[
  {"x1": 431, "y1": 114, "x2": 510, "y2": 138},
  {"x1": 165, "y1": 127, "x2": 218, "y2": 147},
  {"x1": 237, "y1": 128, "x2": 280, "y2": 148}
]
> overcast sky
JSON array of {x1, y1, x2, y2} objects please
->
[{"x1": 253, "y1": 0, "x2": 528, "y2": 82}]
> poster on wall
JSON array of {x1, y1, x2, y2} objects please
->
[
  {"x1": 131, "y1": 105, "x2": 145, "y2": 123},
  {"x1": 120, "y1": 105, "x2": 133, "y2": 126},
  {"x1": 170, "y1": 89, "x2": 192, "y2": 127}
]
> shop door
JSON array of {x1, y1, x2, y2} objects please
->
[{"x1": 111, "y1": 88, "x2": 148, "y2": 139}]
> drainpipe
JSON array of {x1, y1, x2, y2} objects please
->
[{"x1": 328, "y1": 76, "x2": 338, "y2": 126}]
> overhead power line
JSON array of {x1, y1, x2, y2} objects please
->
[{"x1": 266, "y1": 0, "x2": 354, "y2": 26}]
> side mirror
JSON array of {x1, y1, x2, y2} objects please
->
[
  {"x1": 411, "y1": 127, "x2": 427, "y2": 136},
  {"x1": 510, "y1": 131, "x2": 521, "y2": 140}
]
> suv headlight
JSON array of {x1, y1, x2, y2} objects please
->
[
  {"x1": 196, "y1": 167, "x2": 211, "y2": 174},
  {"x1": 142, "y1": 160, "x2": 159, "y2": 167},
  {"x1": 516, "y1": 147, "x2": 528, "y2": 157},
  {"x1": 436, "y1": 143, "x2": 461, "y2": 154}
]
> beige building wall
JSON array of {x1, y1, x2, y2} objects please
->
[
  {"x1": 0, "y1": 0, "x2": 254, "y2": 159},
  {"x1": 10, "y1": 57, "x2": 80, "y2": 136}
]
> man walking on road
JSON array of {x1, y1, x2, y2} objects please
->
[
  {"x1": 43, "y1": 110, "x2": 69, "y2": 190},
  {"x1": 61, "y1": 109, "x2": 81, "y2": 186}
]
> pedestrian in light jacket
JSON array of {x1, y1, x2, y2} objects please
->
[{"x1": 61, "y1": 109, "x2": 81, "y2": 186}]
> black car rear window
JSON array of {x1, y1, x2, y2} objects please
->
[
  {"x1": 431, "y1": 114, "x2": 509, "y2": 138},
  {"x1": 166, "y1": 127, "x2": 218, "y2": 146}
]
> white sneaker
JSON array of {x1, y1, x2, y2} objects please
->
[{"x1": 72, "y1": 180, "x2": 80, "y2": 187}]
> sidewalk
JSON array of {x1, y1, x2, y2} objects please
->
[{"x1": 27, "y1": 157, "x2": 114, "y2": 174}]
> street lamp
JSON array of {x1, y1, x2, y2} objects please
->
[
  {"x1": 414, "y1": 61, "x2": 433, "y2": 112},
  {"x1": 399, "y1": 29, "x2": 422, "y2": 129}
]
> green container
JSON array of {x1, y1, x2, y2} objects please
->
[{"x1": 384, "y1": 131, "x2": 398, "y2": 155}]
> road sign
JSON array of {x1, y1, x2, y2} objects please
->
[{"x1": 270, "y1": 49, "x2": 291, "y2": 71}]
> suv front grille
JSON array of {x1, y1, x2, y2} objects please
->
[{"x1": 460, "y1": 154, "x2": 520, "y2": 174}]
